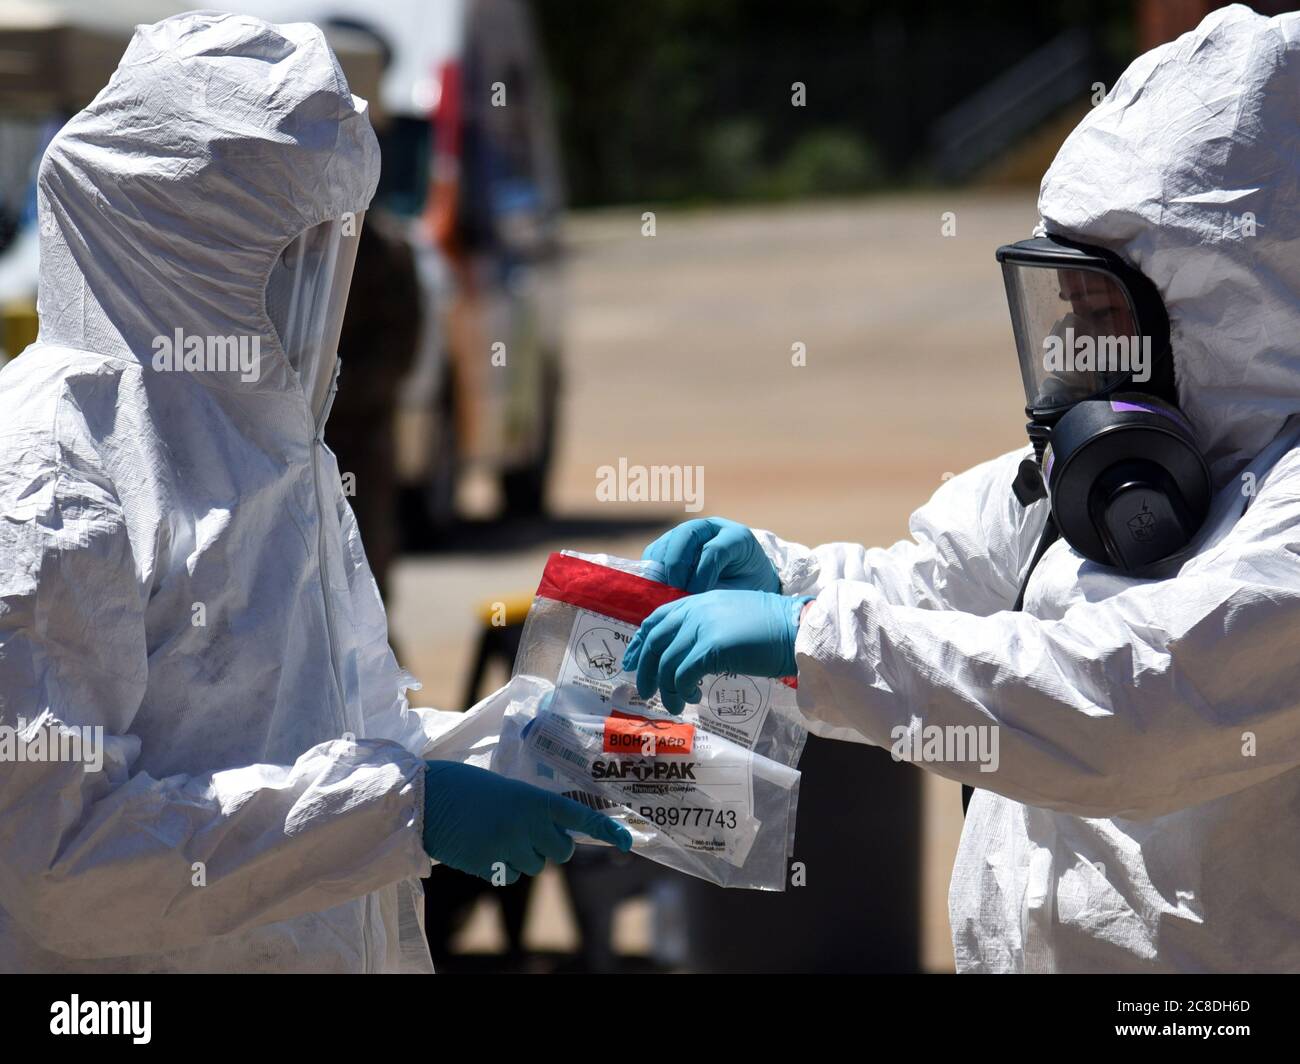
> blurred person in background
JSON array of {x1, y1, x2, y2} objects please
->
[
  {"x1": 623, "y1": 6, "x2": 1300, "y2": 973},
  {"x1": 327, "y1": 212, "x2": 421, "y2": 603}
]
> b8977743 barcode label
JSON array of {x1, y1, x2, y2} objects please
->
[{"x1": 525, "y1": 709, "x2": 759, "y2": 866}]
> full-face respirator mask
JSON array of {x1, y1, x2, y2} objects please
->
[{"x1": 997, "y1": 235, "x2": 1210, "y2": 574}]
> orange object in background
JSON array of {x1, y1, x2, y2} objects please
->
[{"x1": 1138, "y1": 0, "x2": 1295, "y2": 50}]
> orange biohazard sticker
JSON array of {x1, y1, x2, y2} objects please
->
[{"x1": 603, "y1": 710, "x2": 694, "y2": 755}]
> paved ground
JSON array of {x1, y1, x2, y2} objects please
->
[{"x1": 387, "y1": 190, "x2": 1041, "y2": 971}]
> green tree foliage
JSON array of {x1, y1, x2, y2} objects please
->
[{"x1": 531, "y1": 0, "x2": 1135, "y2": 205}]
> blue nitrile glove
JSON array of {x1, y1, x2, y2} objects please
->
[
  {"x1": 643, "y1": 517, "x2": 781, "y2": 594},
  {"x1": 422, "y1": 761, "x2": 633, "y2": 883},
  {"x1": 622, "y1": 590, "x2": 814, "y2": 714}
]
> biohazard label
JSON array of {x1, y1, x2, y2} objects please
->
[{"x1": 603, "y1": 710, "x2": 694, "y2": 755}]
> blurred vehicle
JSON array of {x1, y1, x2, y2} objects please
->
[{"x1": 0, "y1": 0, "x2": 566, "y2": 525}]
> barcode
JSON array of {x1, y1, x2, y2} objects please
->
[
  {"x1": 563, "y1": 789, "x2": 619, "y2": 811},
  {"x1": 534, "y1": 732, "x2": 589, "y2": 772}
]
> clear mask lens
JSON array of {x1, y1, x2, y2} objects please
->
[
  {"x1": 1002, "y1": 261, "x2": 1143, "y2": 413},
  {"x1": 265, "y1": 212, "x2": 364, "y2": 419}
]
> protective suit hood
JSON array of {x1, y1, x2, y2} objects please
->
[
  {"x1": 36, "y1": 10, "x2": 379, "y2": 411},
  {"x1": 1038, "y1": 4, "x2": 1300, "y2": 485}
]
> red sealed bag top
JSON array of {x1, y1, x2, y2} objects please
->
[{"x1": 513, "y1": 551, "x2": 806, "y2": 769}]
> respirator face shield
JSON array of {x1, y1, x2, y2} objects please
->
[
  {"x1": 997, "y1": 235, "x2": 1171, "y2": 424},
  {"x1": 997, "y1": 235, "x2": 1209, "y2": 574},
  {"x1": 265, "y1": 212, "x2": 365, "y2": 422}
]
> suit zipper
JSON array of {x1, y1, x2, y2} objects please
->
[
  {"x1": 311, "y1": 362, "x2": 347, "y2": 716},
  {"x1": 311, "y1": 359, "x2": 373, "y2": 970}
]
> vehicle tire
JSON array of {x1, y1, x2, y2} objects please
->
[{"x1": 501, "y1": 357, "x2": 558, "y2": 518}]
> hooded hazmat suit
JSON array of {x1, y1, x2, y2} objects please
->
[
  {"x1": 0, "y1": 13, "x2": 464, "y2": 972},
  {"x1": 758, "y1": 6, "x2": 1300, "y2": 972}
]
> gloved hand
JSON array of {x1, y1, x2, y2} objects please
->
[
  {"x1": 422, "y1": 761, "x2": 633, "y2": 883},
  {"x1": 643, "y1": 517, "x2": 781, "y2": 594},
  {"x1": 622, "y1": 590, "x2": 813, "y2": 714}
]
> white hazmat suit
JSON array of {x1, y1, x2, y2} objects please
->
[
  {"x1": 761, "y1": 5, "x2": 1300, "y2": 972},
  {"x1": 0, "y1": 13, "x2": 462, "y2": 972}
]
